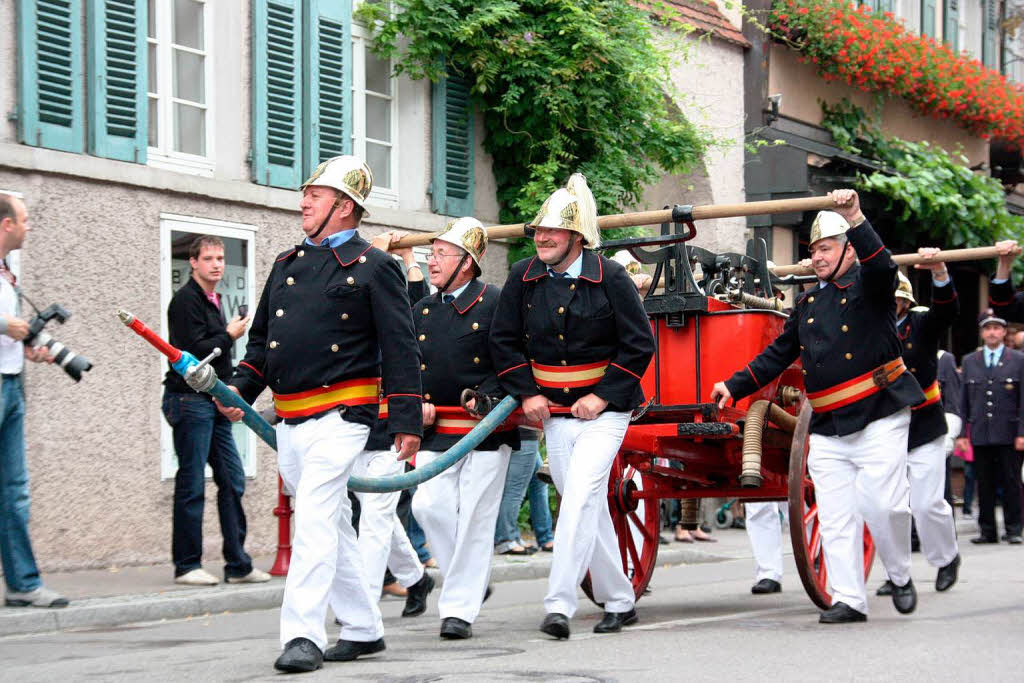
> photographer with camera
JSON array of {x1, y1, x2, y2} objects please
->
[
  {"x1": 0, "y1": 193, "x2": 66, "y2": 609},
  {"x1": 162, "y1": 235, "x2": 268, "y2": 587}
]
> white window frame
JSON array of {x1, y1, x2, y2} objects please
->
[
  {"x1": 159, "y1": 213, "x2": 258, "y2": 480},
  {"x1": 147, "y1": 0, "x2": 216, "y2": 177},
  {"x1": 352, "y1": 24, "x2": 399, "y2": 208}
]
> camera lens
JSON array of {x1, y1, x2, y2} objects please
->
[{"x1": 34, "y1": 333, "x2": 92, "y2": 382}]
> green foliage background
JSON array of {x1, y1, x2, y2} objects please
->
[
  {"x1": 357, "y1": 0, "x2": 714, "y2": 264},
  {"x1": 820, "y1": 100, "x2": 1024, "y2": 269}
]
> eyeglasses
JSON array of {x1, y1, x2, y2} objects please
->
[{"x1": 427, "y1": 252, "x2": 463, "y2": 261}]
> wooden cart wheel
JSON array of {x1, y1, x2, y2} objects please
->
[
  {"x1": 788, "y1": 401, "x2": 876, "y2": 610},
  {"x1": 581, "y1": 451, "x2": 661, "y2": 605}
]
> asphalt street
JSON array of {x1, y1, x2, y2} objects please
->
[{"x1": 1, "y1": 538, "x2": 1021, "y2": 682}]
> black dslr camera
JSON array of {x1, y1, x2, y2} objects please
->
[{"x1": 24, "y1": 304, "x2": 93, "y2": 382}]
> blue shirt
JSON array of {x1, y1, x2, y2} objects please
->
[
  {"x1": 548, "y1": 251, "x2": 584, "y2": 279},
  {"x1": 985, "y1": 344, "x2": 1005, "y2": 368},
  {"x1": 442, "y1": 281, "x2": 472, "y2": 302},
  {"x1": 305, "y1": 229, "x2": 356, "y2": 248}
]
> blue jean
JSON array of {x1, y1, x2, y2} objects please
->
[
  {"x1": 494, "y1": 441, "x2": 553, "y2": 550},
  {"x1": 162, "y1": 391, "x2": 252, "y2": 578},
  {"x1": 0, "y1": 374, "x2": 42, "y2": 594},
  {"x1": 407, "y1": 491, "x2": 432, "y2": 563},
  {"x1": 963, "y1": 461, "x2": 976, "y2": 513}
]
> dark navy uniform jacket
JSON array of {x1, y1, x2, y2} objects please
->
[
  {"x1": 230, "y1": 234, "x2": 423, "y2": 437},
  {"x1": 898, "y1": 280, "x2": 959, "y2": 449},
  {"x1": 490, "y1": 250, "x2": 655, "y2": 412},
  {"x1": 960, "y1": 345, "x2": 1024, "y2": 446},
  {"x1": 725, "y1": 218, "x2": 925, "y2": 437},
  {"x1": 937, "y1": 350, "x2": 961, "y2": 418},
  {"x1": 988, "y1": 278, "x2": 1024, "y2": 321}
]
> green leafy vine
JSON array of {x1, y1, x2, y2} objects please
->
[{"x1": 356, "y1": 0, "x2": 716, "y2": 263}]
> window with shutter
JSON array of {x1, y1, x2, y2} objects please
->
[
  {"x1": 944, "y1": 0, "x2": 960, "y2": 51},
  {"x1": 88, "y1": 0, "x2": 147, "y2": 162},
  {"x1": 304, "y1": 0, "x2": 352, "y2": 177},
  {"x1": 982, "y1": 0, "x2": 999, "y2": 68},
  {"x1": 251, "y1": 0, "x2": 302, "y2": 188},
  {"x1": 431, "y1": 70, "x2": 474, "y2": 217},
  {"x1": 16, "y1": 0, "x2": 85, "y2": 153},
  {"x1": 921, "y1": 0, "x2": 937, "y2": 37}
]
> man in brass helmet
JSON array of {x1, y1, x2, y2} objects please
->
[
  {"x1": 712, "y1": 190, "x2": 924, "y2": 624},
  {"x1": 872, "y1": 258, "x2": 961, "y2": 596},
  {"x1": 409, "y1": 217, "x2": 519, "y2": 640},
  {"x1": 491, "y1": 174, "x2": 655, "y2": 639},
  {"x1": 218, "y1": 155, "x2": 423, "y2": 672}
]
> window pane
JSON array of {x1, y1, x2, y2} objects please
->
[
  {"x1": 148, "y1": 0, "x2": 157, "y2": 38},
  {"x1": 366, "y1": 141, "x2": 390, "y2": 189},
  {"x1": 174, "y1": 103, "x2": 205, "y2": 155},
  {"x1": 365, "y1": 47, "x2": 391, "y2": 95},
  {"x1": 173, "y1": 0, "x2": 204, "y2": 49},
  {"x1": 173, "y1": 48, "x2": 205, "y2": 103},
  {"x1": 148, "y1": 42, "x2": 158, "y2": 93},
  {"x1": 148, "y1": 96, "x2": 159, "y2": 147},
  {"x1": 366, "y1": 94, "x2": 391, "y2": 142}
]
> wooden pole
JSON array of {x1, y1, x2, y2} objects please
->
[
  {"x1": 389, "y1": 196, "x2": 838, "y2": 249},
  {"x1": 771, "y1": 246, "x2": 1004, "y2": 277}
]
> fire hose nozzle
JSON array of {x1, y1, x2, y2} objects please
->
[
  {"x1": 184, "y1": 347, "x2": 222, "y2": 393},
  {"x1": 116, "y1": 309, "x2": 135, "y2": 326}
]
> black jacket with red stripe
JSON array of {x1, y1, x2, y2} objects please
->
[
  {"x1": 229, "y1": 234, "x2": 422, "y2": 436},
  {"x1": 988, "y1": 277, "x2": 1024, "y2": 321},
  {"x1": 490, "y1": 250, "x2": 655, "y2": 412},
  {"x1": 724, "y1": 218, "x2": 925, "y2": 437},
  {"x1": 899, "y1": 278, "x2": 959, "y2": 449},
  {"x1": 413, "y1": 278, "x2": 519, "y2": 453}
]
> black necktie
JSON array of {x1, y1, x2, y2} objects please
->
[
  {"x1": 548, "y1": 270, "x2": 569, "y2": 279},
  {"x1": 442, "y1": 294, "x2": 455, "y2": 304}
]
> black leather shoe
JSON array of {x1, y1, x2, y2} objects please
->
[
  {"x1": 971, "y1": 536, "x2": 998, "y2": 544},
  {"x1": 875, "y1": 580, "x2": 895, "y2": 596},
  {"x1": 818, "y1": 602, "x2": 867, "y2": 624},
  {"x1": 274, "y1": 637, "x2": 323, "y2": 673},
  {"x1": 1007, "y1": 535, "x2": 1023, "y2": 544},
  {"x1": 593, "y1": 608, "x2": 637, "y2": 633},
  {"x1": 402, "y1": 573, "x2": 435, "y2": 617},
  {"x1": 751, "y1": 579, "x2": 781, "y2": 594},
  {"x1": 323, "y1": 638, "x2": 385, "y2": 662},
  {"x1": 540, "y1": 612, "x2": 570, "y2": 639},
  {"x1": 935, "y1": 554, "x2": 960, "y2": 592},
  {"x1": 483, "y1": 584, "x2": 493, "y2": 603},
  {"x1": 440, "y1": 617, "x2": 472, "y2": 639},
  {"x1": 891, "y1": 579, "x2": 917, "y2": 614}
]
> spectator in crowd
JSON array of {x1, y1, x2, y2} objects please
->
[
  {"x1": 0, "y1": 193, "x2": 67, "y2": 609},
  {"x1": 495, "y1": 428, "x2": 554, "y2": 554},
  {"x1": 162, "y1": 235, "x2": 267, "y2": 587}
]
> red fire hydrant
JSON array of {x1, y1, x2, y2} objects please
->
[{"x1": 270, "y1": 475, "x2": 292, "y2": 576}]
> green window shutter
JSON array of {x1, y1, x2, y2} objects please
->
[
  {"x1": 431, "y1": 70, "x2": 474, "y2": 217},
  {"x1": 921, "y1": 0, "x2": 937, "y2": 37},
  {"x1": 251, "y1": 0, "x2": 303, "y2": 188},
  {"x1": 303, "y1": 0, "x2": 352, "y2": 178},
  {"x1": 982, "y1": 0, "x2": 999, "y2": 68},
  {"x1": 16, "y1": 0, "x2": 85, "y2": 152},
  {"x1": 876, "y1": 0, "x2": 893, "y2": 13},
  {"x1": 87, "y1": 0, "x2": 147, "y2": 162},
  {"x1": 943, "y1": 0, "x2": 959, "y2": 51}
]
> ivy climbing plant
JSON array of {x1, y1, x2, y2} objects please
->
[
  {"x1": 356, "y1": 0, "x2": 715, "y2": 263},
  {"x1": 821, "y1": 100, "x2": 1024, "y2": 267}
]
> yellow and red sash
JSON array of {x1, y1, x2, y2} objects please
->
[
  {"x1": 273, "y1": 377, "x2": 379, "y2": 419},
  {"x1": 530, "y1": 360, "x2": 608, "y2": 389},
  {"x1": 806, "y1": 359, "x2": 906, "y2": 413},
  {"x1": 379, "y1": 400, "x2": 513, "y2": 435},
  {"x1": 912, "y1": 379, "x2": 941, "y2": 411}
]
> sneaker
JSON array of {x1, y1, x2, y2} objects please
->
[
  {"x1": 4, "y1": 586, "x2": 69, "y2": 608},
  {"x1": 226, "y1": 568, "x2": 272, "y2": 584},
  {"x1": 174, "y1": 568, "x2": 220, "y2": 586}
]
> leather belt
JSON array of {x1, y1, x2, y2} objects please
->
[{"x1": 806, "y1": 359, "x2": 906, "y2": 413}]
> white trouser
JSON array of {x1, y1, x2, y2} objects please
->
[
  {"x1": 544, "y1": 411, "x2": 635, "y2": 618},
  {"x1": 906, "y1": 435, "x2": 958, "y2": 568},
  {"x1": 411, "y1": 445, "x2": 511, "y2": 623},
  {"x1": 745, "y1": 501, "x2": 785, "y2": 583},
  {"x1": 353, "y1": 450, "x2": 424, "y2": 597},
  {"x1": 807, "y1": 407, "x2": 912, "y2": 615},
  {"x1": 276, "y1": 412, "x2": 382, "y2": 649}
]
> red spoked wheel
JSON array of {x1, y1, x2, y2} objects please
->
[
  {"x1": 581, "y1": 451, "x2": 661, "y2": 605},
  {"x1": 788, "y1": 401, "x2": 876, "y2": 609}
]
